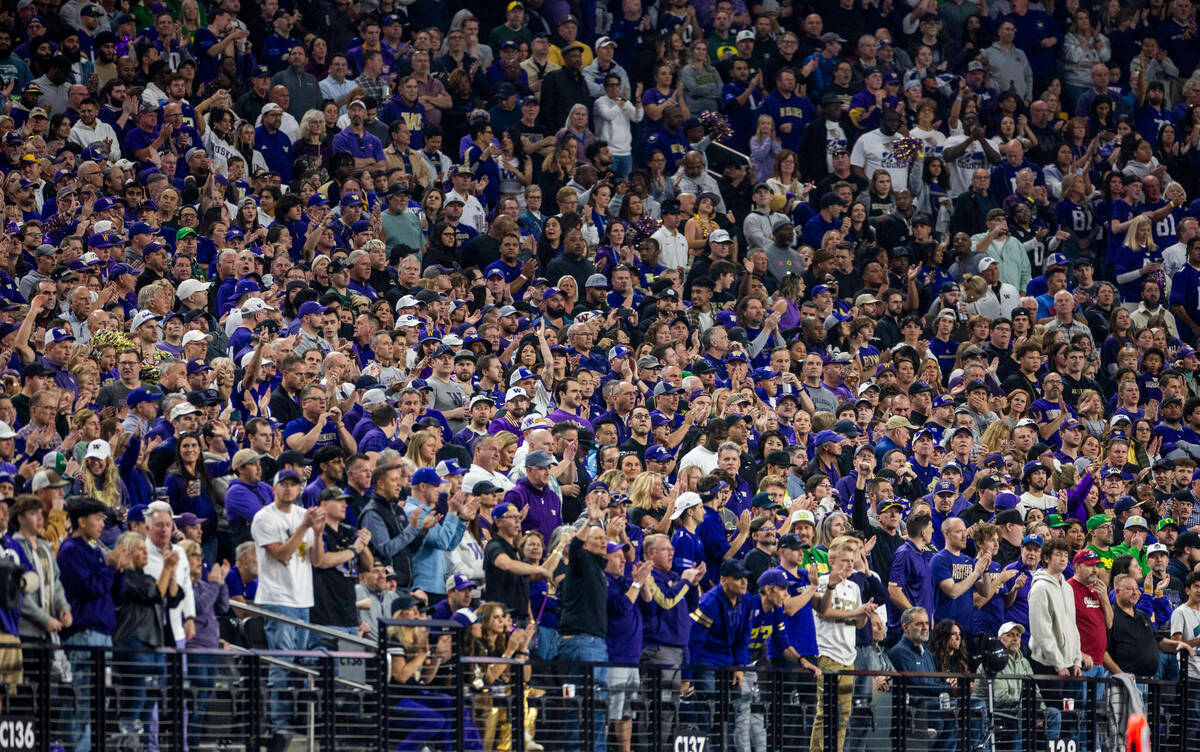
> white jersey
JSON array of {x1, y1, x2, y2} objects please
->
[
  {"x1": 943, "y1": 134, "x2": 1000, "y2": 196},
  {"x1": 850, "y1": 128, "x2": 913, "y2": 192},
  {"x1": 815, "y1": 573, "x2": 862, "y2": 666},
  {"x1": 252, "y1": 503, "x2": 316, "y2": 608}
]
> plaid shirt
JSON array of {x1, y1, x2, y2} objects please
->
[{"x1": 355, "y1": 73, "x2": 390, "y2": 104}]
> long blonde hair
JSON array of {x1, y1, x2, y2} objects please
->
[
  {"x1": 628, "y1": 472, "x2": 664, "y2": 510},
  {"x1": 81, "y1": 453, "x2": 122, "y2": 508},
  {"x1": 1126, "y1": 215, "x2": 1157, "y2": 251}
]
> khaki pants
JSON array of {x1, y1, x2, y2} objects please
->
[{"x1": 809, "y1": 656, "x2": 854, "y2": 752}]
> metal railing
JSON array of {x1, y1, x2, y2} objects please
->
[{"x1": 9, "y1": 624, "x2": 1199, "y2": 752}]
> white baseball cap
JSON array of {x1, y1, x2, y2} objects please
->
[
  {"x1": 997, "y1": 621, "x2": 1025, "y2": 637},
  {"x1": 170, "y1": 403, "x2": 200, "y2": 421},
  {"x1": 671, "y1": 492, "x2": 703, "y2": 520},
  {"x1": 130, "y1": 310, "x2": 160, "y2": 330},
  {"x1": 177, "y1": 279, "x2": 211, "y2": 299},
  {"x1": 977, "y1": 256, "x2": 998, "y2": 273},
  {"x1": 241, "y1": 298, "x2": 276, "y2": 314},
  {"x1": 85, "y1": 439, "x2": 112, "y2": 461},
  {"x1": 181, "y1": 330, "x2": 211, "y2": 347}
]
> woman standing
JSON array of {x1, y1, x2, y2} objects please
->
[
  {"x1": 1113, "y1": 215, "x2": 1162, "y2": 308},
  {"x1": 113, "y1": 531, "x2": 180, "y2": 743},
  {"x1": 680, "y1": 41, "x2": 722, "y2": 114},
  {"x1": 164, "y1": 431, "x2": 231, "y2": 564}
]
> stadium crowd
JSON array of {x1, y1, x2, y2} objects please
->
[{"x1": 5, "y1": 0, "x2": 1200, "y2": 748}]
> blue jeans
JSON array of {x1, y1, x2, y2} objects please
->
[
  {"x1": 558, "y1": 634, "x2": 608, "y2": 752},
  {"x1": 188, "y1": 650, "x2": 222, "y2": 744},
  {"x1": 911, "y1": 697, "x2": 957, "y2": 752},
  {"x1": 116, "y1": 638, "x2": 164, "y2": 736},
  {"x1": 997, "y1": 706, "x2": 1062, "y2": 752},
  {"x1": 260, "y1": 604, "x2": 310, "y2": 732},
  {"x1": 532, "y1": 625, "x2": 560, "y2": 663},
  {"x1": 64, "y1": 629, "x2": 112, "y2": 752},
  {"x1": 611, "y1": 154, "x2": 633, "y2": 179}
]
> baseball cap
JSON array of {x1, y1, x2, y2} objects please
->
[
  {"x1": 411, "y1": 467, "x2": 446, "y2": 486},
  {"x1": 1073, "y1": 550, "x2": 1102, "y2": 566},
  {"x1": 997, "y1": 621, "x2": 1025, "y2": 637},
  {"x1": 670, "y1": 492, "x2": 702, "y2": 520},
  {"x1": 1124, "y1": 515, "x2": 1149, "y2": 530},
  {"x1": 719, "y1": 560, "x2": 750, "y2": 579}
]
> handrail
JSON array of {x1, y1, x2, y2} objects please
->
[
  {"x1": 222, "y1": 643, "x2": 374, "y2": 693},
  {"x1": 710, "y1": 140, "x2": 751, "y2": 163},
  {"x1": 233, "y1": 599, "x2": 376, "y2": 648}
]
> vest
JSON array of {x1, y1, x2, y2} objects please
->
[{"x1": 361, "y1": 494, "x2": 413, "y2": 588}]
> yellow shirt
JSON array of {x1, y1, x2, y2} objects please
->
[{"x1": 548, "y1": 43, "x2": 594, "y2": 67}]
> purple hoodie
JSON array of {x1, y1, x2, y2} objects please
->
[{"x1": 503, "y1": 477, "x2": 562, "y2": 544}]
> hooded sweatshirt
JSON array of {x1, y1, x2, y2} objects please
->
[{"x1": 1028, "y1": 569, "x2": 1081, "y2": 671}]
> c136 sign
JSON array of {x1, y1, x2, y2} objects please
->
[
  {"x1": 0, "y1": 717, "x2": 34, "y2": 751},
  {"x1": 674, "y1": 735, "x2": 707, "y2": 752}
]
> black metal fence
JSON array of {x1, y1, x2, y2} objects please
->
[{"x1": 7, "y1": 626, "x2": 1199, "y2": 752}]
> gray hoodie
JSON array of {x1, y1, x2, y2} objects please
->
[{"x1": 1028, "y1": 568, "x2": 1081, "y2": 671}]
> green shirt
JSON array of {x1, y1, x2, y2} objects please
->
[
  {"x1": 803, "y1": 547, "x2": 829, "y2": 576},
  {"x1": 382, "y1": 209, "x2": 424, "y2": 257},
  {"x1": 487, "y1": 24, "x2": 533, "y2": 52},
  {"x1": 1085, "y1": 543, "x2": 1116, "y2": 570},
  {"x1": 1108, "y1": 542, "x2": 1147, "y2": 571}
]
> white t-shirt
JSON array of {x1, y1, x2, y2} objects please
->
[
  {"x1": 1169, "y1": 603, "x2": 1200, "y2": 675},
  {"x1": 252, "y1": 502, "x2": 316, "y2": 608},
  {"x1": 909, "y1": 126, "x2": 946, "y2": 160},
  {"x1": 824, "y1": 120, "x2": 848, "y2": 172},
  {"x1": 943, "y1": 134, "x2": 1000, "y2": 197},
  {"x1": 815, "y1": 573, "x2": 861, "y2": 666},
  {"x1": 850, "y1": 128, "x2": 911, "y2": 192},
  {"x1": 1017, "y1": 491, "x2": 1058, "y2": 516},
  {"x1": 678, "y1": 444, "x2": 718, "y2": 474}
]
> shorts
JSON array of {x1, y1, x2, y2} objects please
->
[{"x1": 606, "y1": 666, "x2": 641, "y2": 720}]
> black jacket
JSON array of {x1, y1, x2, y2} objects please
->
[
  {"x1": 950, "y1": 190, "x2": 999, "y2": 237},
  {"x1": 539, "y1": 67, "x2": 591, "y2": 133}
]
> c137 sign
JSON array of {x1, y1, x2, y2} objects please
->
[{"x1": 674, "y1": 735, "x2": 707, "y2": 752}]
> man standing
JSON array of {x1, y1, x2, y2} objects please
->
[
  {"x1": 272, "y1": 44, "x2": 320, "y2": 119},
  {"x1": 57, "y1": 497, "x2": 121, "y2": 752},
  {"x1": 1108, "y1": 572, "x2": 1194, "y2": 676},
  {"x1": 361, "y1": 462, "x2": 429, "y2": 589},
  {"x1": 404, "y1": 467, "x2": 468, "y2": 600},
  {"x1": 1028, "y1": 539, "x2": 1082, "y2": 712},
  {"x1": 972, "y1": 208, "x2": 1031, "y2": 293},
  {"x1": 332, "y1": 99, "x2": 385, "y2": 171},
  {"x1": 931, "y1": 518, "x2": 989, "y2": 644},
  {"x1": 252, "y1": 469, "x2": 328, "y2": 732},
  {"x1": 540, "y1": 44, "x2": 589, "y2": 132},
  {"x1": 810, "y1": 537, "x2": 872, "y2": 752},
  {"x1": 483, "y1": 502, "x2": 549, "y2": 620},
  {"x1": 1069, "y1": 550, "x2": 1112, "y2": 689}
]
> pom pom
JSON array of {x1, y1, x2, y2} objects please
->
[
  {"x1": 769, "y1": 193, "x2": 787, "y2": 213},
  {"x1": 698, "y1": 110, "x2": 733, "y2": 144},
  {"x1": 890, "y1": 136, "x2": 924, "y2": 166},
  {"x1": 89, "y1": 329, "x2": 134, "y2": 356},
  {"x1": 630, "y1": 215, "x2": 662, "y2": 243}
]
